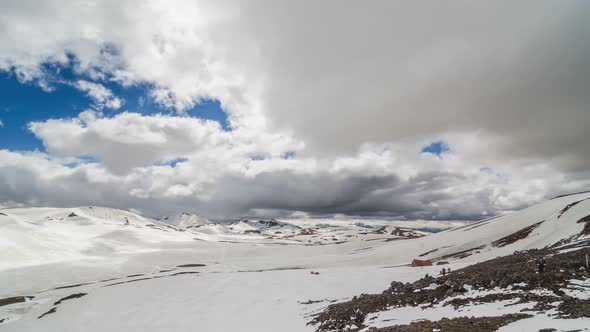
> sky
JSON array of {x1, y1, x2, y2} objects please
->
[{"x1": 0, "y1": 0, "x2": 589, "y2": 221}]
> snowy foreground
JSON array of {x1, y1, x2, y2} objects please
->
[{"x1": 1, "y1": 193, "x2": 590, "y2": 331}]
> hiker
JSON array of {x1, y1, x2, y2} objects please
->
[
  {"x1": 447, "y1": 267, "x2": 451, "y2": 274},
  {"x1": 537, "y1": 256, "x2": 546, "y2": 274},
  {"x1": 442, "y1": 268, "x2": 446, "y2": 276}
]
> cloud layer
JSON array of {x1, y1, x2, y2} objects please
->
[{"x1": 0, "y1": 0, "x2": 589, "y2": 219}]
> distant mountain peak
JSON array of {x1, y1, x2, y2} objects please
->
[{"x1": 158, "y1": 212, "x2": 210, "y2": 228}]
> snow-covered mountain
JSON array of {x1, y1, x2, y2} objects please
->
[
  {"x1": 158, "y1": 212, "x2": 210, "y2": 229},
  {"x1": 398, "y1": 192, "x2": 590, "y2": 263},
  {"x1": 0, "y1": 206, "x2": 195, "y2": 270},
  {"x1": 1, "y1": 193, "x2": 590, "y2": 331},
  {"x1": 227, "y1": 219, "x2": 301, "y2": 233},
  {"x1": 2, "y1": 193, "x2": 589, "y2": 271}
]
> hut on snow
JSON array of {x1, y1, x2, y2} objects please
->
[{"x1": 411, "y1": 259, "x2": 432, "y2": 267}]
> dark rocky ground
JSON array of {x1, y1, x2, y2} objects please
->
[
  {"x1": 309, "y1": 246, "x2": 590, "y2": 332},
  {"x1": 369, "y1": 314, "x2": 533, "y2": 332}
]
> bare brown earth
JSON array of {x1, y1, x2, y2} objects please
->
[{"x1": 309, "y1": 247, "x2": 590, "y2": 332}]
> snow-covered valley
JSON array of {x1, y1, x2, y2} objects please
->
[{"x1": 1, "y1": 193, "x2": 590, "y2": 331}]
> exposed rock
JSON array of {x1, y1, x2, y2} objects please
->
[
  {"x1": 0, "y1": 296, "x2": 33, "y2": 307},
  {"x1": 176, "y1": 264, "x2": 206, "y2": 268},
  {"x1": 492, "y1": 221, "x2": 544, "y2": 247},
  {"x1": 309, "y1": 248, "x2": 590, "y2": 332},
  {"x1": 558, "y1": 199, "x2": 587, "y2": 218},
  {"x1": 373, "y1": 314, "x2": 532, "y2": 332},
  {"x1": 577, "y1": 215, "x2": 590, "y2": 235},
  {"x1": 37, "y1": 307, "x2": 57, "y2": 319},
  {"x1": 558, "y1": 298, "x2": 590, "y2": 318},
  {"x1": 54, "y1": 293, "x2": 87, "y2": 305}
]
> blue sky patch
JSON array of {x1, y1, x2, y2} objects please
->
[
  {"x1": 186, "y1": 99, "x2": 229, "y2": 131},
  {"x1": 250, "y1": 155, "x2": 266, "y2": 161},
  {"x1": 282, "y1": 151, "x2": 296, "y2": 159},
  {"x1": 421, "y1": 141, "x2": 450, "y2": 157},
  {"x1": 0, "y1": 71, "x2": 90, "y2": 151},
  {"x1": 156, "y1": 157, "x2": 189, "y2": 168},
  {"x1": 63, "y1": 156, "x2": 99, "y2": 168},
  {"x1": 0, "y1": 64, "x2": 230, "y2": 152}
]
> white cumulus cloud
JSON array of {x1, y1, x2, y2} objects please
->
[
  {"x1": 0, "y1": 1, "x2": 589, "y2": 219},
  {"x1": 73, "y1": 80, "x2": 124, "y2": 110}
]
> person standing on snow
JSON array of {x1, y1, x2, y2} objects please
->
[{"x1": 537, "y1": 256, "x2": 546, "y2": 274}]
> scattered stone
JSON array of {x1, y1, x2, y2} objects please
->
[
  {"x1": 558, "y1": 298, "x2": 590, "y2": 318},
  {"x1": 299, "y1": 228, "x2": 318, "y2": 236}
]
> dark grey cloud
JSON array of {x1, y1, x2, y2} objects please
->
[{"x1": 234, "y1": 1, "x2": 590, "y2": 172}]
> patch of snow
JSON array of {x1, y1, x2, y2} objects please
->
[
  {"x1": 365, "y1": 298, "x2": 535, "y2": 328},
  {"x1": 0, "y1": 267, "x2": 428, "y2": 332},
  {"x1": 497, "y1": 312, "x2": 590, "y2": 332},
  {"x1": 562, "y1": 278, "x2": 590, "y2": 300}
]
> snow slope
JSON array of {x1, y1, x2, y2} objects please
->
[
  {"x1": 1, "y1": 193, "x2": 590, "y2": 331},
  {"x1": 0, "y1": 206, "x2": 196, "y2": 270},
  {"x1": 405, "y1": 192, "x2": 590, "y2": 263}
]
